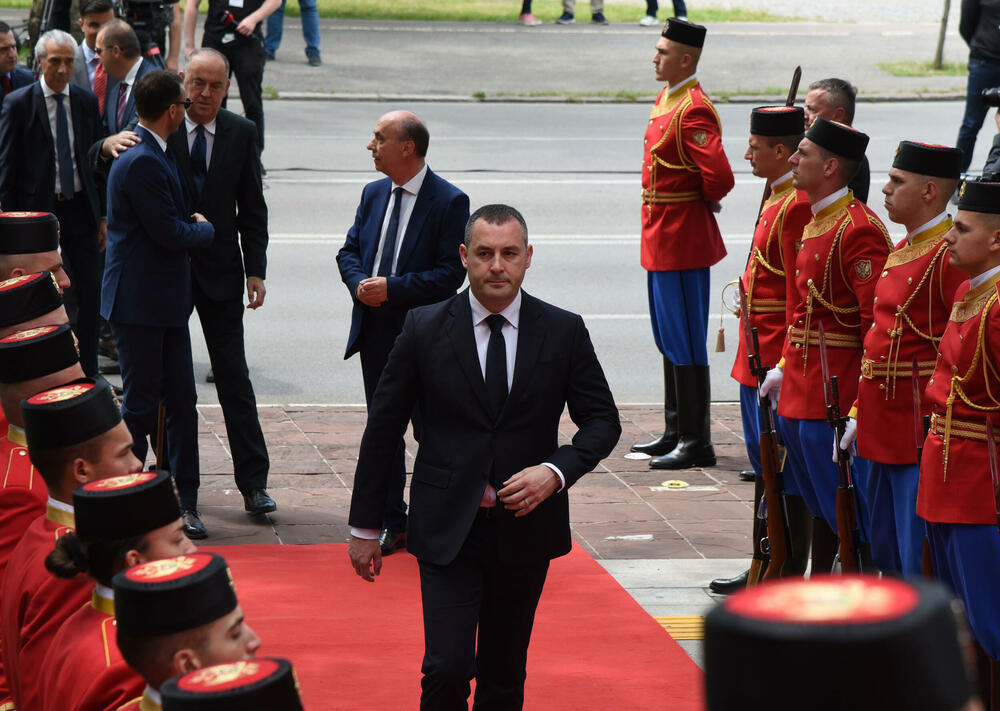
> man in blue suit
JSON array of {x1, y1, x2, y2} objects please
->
[
  {"x1": 0, "y1": 22, "x2": 35, "y2": 101},
  {"x1": 102, "y1": 69, "x2": 214, "y2": 538},
  {"x1": 337, "y1": 110, "x2": 469, "y2": 556}
]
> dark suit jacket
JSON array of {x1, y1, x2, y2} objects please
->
[
  {"x1": 336, "y1": 168, "x2": 469, "y2": 359},
  {"x1": 103, "y1": 57, "x2": 154, "y2": 134},
  {"x1": 101, "y1": 125, "x2": 214, "y2": 328},
  {"x1": 168, "y1": 109, "x2": 268, "y2": 301},
  {"x1": 0, "y1": 82, "x2": 104, "y2": 228},
  {"x1": 5, "y1": 66, "x2": 34, "y2": 96},
  {"x1": 348, "y1": 289, "x2": 622, "y2": 566}
]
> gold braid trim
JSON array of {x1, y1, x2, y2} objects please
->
[
  {"x1": 801, "y1": 219, "x2": 860, "y2": 374},
  {"x1": 746, "y1": 191, "x2": 796, "y2": 314},
  {"x1": 942, "y1": 292, "x2": 1000, "y2": 479},
  {"x1": 644, "y1": 95, "x2": 695, "y2": 224}
]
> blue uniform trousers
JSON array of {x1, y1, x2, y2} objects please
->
[
  {"x1": 740, "y1": 385, "x2": 799, "y2": 496},
  {"x1": 647, "y1": 269, "x2": 709, "y2": 367},
  {"x1": 859, "y1": 458, "x2": 923, "y2": 577},
  {"x1": 927, "y1": 522, "x2": 1000, "y2": 659}
]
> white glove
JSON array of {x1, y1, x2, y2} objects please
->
[
  {"x1": 833, "y1": 418, "x2": 857, "y2": 463},
  {"x1": 759, "y1": 367, "x2": 783, "y2": 409}
]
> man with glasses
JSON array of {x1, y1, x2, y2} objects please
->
[
  {"x1": 0, "y1": 22, "x2": 34, "y2": 101},
  {"x1": 102, "y1": 69, "x2": 214, "y2": 540},
  {"x1": 167, "y1": 48, "x2": 273, "y2": 532}
]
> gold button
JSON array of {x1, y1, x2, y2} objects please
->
[
  {"x1": 795, "y1": 343, "x2": 801, "y2": 349},
  {"x1": 929, "y1": 379, "x2": 935, "y2": 385},
  {"x1": 959, "y1": 334, "x2": 964, "y2": 341},
  {"x1": 807, "y1": 278, "x2": 814, "y2": 285},
  {"x1": 870, "y1": 323, "x2": 875, "y2": 329},
  {"x1": 796, "y1": 269, "x2": 800, "y2": 276},
  {"x1": 951, "y1": 365, "x2": 958, "y2": 373},
  {"x1": 881, "y1": 271, "x2": 888, "y2": 278},
  {"x1": 879, "y1": 383, "x2": 885, "y2": 390},
  {"x1": 644, "y1": 139, "x2": 647, "y2": 144},
  {"x1": 907, "y1": 277, "x2": 913, "y2": 284},
  {"x1": 814, "y1": 253, "x2": 820, "y2": 260},
  {"x1": 649, "y1": 119, "x2": 653, "y2": 124},
  {"x1": 874, "y1": 296, "x2": 878, "y2": 303},
  {"x1": 16, "y1": 451, "x2": 24, "y2": 456},
  {"x1": 886, "y1": 328, "x2": 892, "y2": 335}
]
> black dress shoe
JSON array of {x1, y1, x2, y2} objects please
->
[
  {"x1": 99, "y1": 359, "x2": 121, "y2": 375},
  {"x1": 709, "y1": 569, "x2": 749, "y2": 595},
  {"x1": 630, "y1": 434, "x2": 677, "y2": 457},
  {"x1": 738, "y1": 469, "x2": 756, "y2": 482},
  {"x1": 243, "y1": 488, "x2": 277, "y2": 515},
  {"x1": 649, "y1": 438, "x2": 716, "y2": 469},
  {"x1": 182, "y1": 510, "x2": 208, "y2": 540},
  {"x1": 378, "y1": 527, "x2": 406, "y2": 556}
]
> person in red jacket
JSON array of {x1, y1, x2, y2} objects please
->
[
  {"x1": 0, "y1": 377, "x2": 141, "y2": 711},
  {"x1": 760, "y1": 117, "x2": 892, "y2": 572},
  {"x1": 631, "y1": 17, "x2": 735, "y2": 470},
  {"x1": 39, "y1": 470, "x2": 197, "y2": 711},
  {"x1": 917, "y1": 178, "x2": 1000, "y2": 701},
  {"x1": 710, "y1": 106, "x2": 813, "y2": 596},
  {"x1": 839, "y1": 141, "x2": 965, "y2": 577}
]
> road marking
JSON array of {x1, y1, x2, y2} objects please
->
[
  {"x1": 649, "y1": 485, "x2": 721, "y2": 492},
  {"x1": 604, "y1": 534, "x2": 654, "y2": 541}
]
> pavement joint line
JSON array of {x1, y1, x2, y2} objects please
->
[
  {"x1": 608, "y1": 466, "x2": 705, "y2": 559},
  {"x1": 282, "y1": 412, "x2": 352, "y2": 490}
]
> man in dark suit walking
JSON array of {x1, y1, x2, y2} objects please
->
[
  {"x1": 168, "y1": 48, "x2": 274, "y2": 520},
  {"x1": 0, "y1": 22, "x2": 35, "y2": 101},
  {"x1": 349, "y1": 204, "x2": 621, "y2": 710},
  {"x1": 0, "y1": 29, "x2": 104, "y2": 377},
  {"x1": 102, "y1": 70, "x2": 214, "y2": 538},
  {"x1": 337, "y1": 110, "x2": 469, "y2": 556}
]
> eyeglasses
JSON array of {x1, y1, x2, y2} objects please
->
[
  {"x1": 173, "y1": 98, "x2": 193, "y2": 109},
  {"x1": 93, "y1": 46, "x2": 102, "y2": 54}
]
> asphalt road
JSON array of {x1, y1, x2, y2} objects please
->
[{"x1": 188, "y1": 98, "x2": 994, "y2": 406}]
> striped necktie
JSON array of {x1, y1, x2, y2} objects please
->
[
  {"x1": 115, "y1": 82, "x2": 127, "y2": 131},
  {"x1": 93, "y1": 61, "x2": 106, "y2": 114}
]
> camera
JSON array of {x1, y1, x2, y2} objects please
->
[
  {"x1": 114, "y1": 0, "x2": 174, "y2": 68},
  {"x1": 981, "y1": 87, "x2": 1000, "y2": 108}
]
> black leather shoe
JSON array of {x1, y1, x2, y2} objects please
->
[
  {"x1": 182, "y1": 510, "x2": 208, "y2": 539},
  {"x1": 649, "y1": 438, "x2": 717, "y2": 469},
  {"x1": 738, "y1": 469, "x2": 756, "y2": 482},
  {"x1": 206, "y1": 369, "x2": 215, "y2": 384},
  {"x1": 243, "y1": 488, "x2": 276, "y2": 515},
  {"x1": 378, "y1": 528, "x2": 406, "y2": 556},
  {"x1": 98, "y1": 359, "x2": 121, "y2": 375},
  {"x1": 709, "y1": 569, "x2": 749, "y2": 595}
]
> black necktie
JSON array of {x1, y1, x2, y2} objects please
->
[
  {"x1": 377, "y1": 187, "x2": 404, "y2": 277},
  {"x1": 485, "y1": 314, "x2": 508, "y2": 419},
  {"x1": 191, "y1": 124, "x2": 208, "y2": 199},
  {"x1": 53, "y1": 93, "x2": 75, "y2": 198}
]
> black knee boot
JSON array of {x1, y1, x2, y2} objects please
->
[
  {"x1": 650, "y1": 364, "x2": 716, "y2": 469},
  {"x1": 631, "y1": 356, "x2": 678, "y2": 456}
]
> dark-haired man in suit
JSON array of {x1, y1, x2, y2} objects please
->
[
  {"x1": 168, "y1": 47, "x2": 274, "y2": 520},
  {"x1": 0, "y1": 22, "x2": 35, "y2": 100},
  {"x1": 0, "y1": 29, "x2": 104, "y2": 377},
  {"x1": 337, "y1": 110, "x2": 469, "y2": 556},
  {"x1": 102, "y1": 69, "x2": 214, "y2": 539},
  {"x1": 349, "y1": 204, "x2": 621, "y2": 710}
]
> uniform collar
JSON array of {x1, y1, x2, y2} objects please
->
[
  {"x1": 969, "y1": 263, "x2": 1000, "y2": 289},
  {"x1": 6, "y1": 425, "x2": 25, "y2": 447},
  {"x1": 140, "y1": 685, "x2": 162, "y2": 711},
  {"x1": 906, "y1": 211, "x2": 950, "y2": 246},
  {"x1": 46, "y1": 497, "x2": 75, "y2": 528},
  {"x1": 92, "y1": 585, "x2": 115, "y2": 615},
  {"x1": 770, "y1": 170, "x2": 794, "y2": 194},
  {"x1": 811, "y1": 186, "x2": 850, "y2": 216},
  {"x1": 667, "y1": 74, "x2": 697, "y2": 97}
]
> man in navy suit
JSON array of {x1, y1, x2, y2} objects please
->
[
  {"x1": 337, "y1": 110, "x2": 469, "y2": 556},
  {"x1": 0, "y1": 22, "x2": 35, "y2": 101},
  {"x1": 0, "y1": 29, "x2": 104, "y2": 377},
  {"x1": 102, "y1": 69, "x2": 214, "y2": 537},
  {"x1": 349, "y1": 204, "x2": 621, "y2": 709}
]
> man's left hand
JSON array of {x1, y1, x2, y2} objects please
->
[
  {"x1": 499, "y1": 466, "x2": 560, "y2": 518},
  {"x1": 236, "y1": 17, "x2": 255, "y2": 35},
  {"x1": 356, "y1": 277, "x2": 388, "y2": 307},
  {"x1": 97, "y1": 219, "x2": 107, "y2": 253},
  {"x1": 246, "y1": 277, "x2": 266, "y2": 309}
]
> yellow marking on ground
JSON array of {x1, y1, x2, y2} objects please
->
[{"x1": 656, "y1": 616, "x2": 704, "y2": 641}]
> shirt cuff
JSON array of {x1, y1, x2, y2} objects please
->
[
  {"x1": 541, "y1": 462, "x2": 566, "y2": 492},
  {"x1": 350, "y1": 527, "x2": 380, "y2": 540}
]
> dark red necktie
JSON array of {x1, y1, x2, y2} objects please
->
[
  {"x1": 93, "y1": 62, "x2": 106, "y2": 114},
  {"x1": 1, "y1": 75, "x2": 11, "y2": 97}
]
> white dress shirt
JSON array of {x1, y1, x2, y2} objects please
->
[
  {"x1": 119, "y1": 58, "x2": 142, "y2": 107},
  {"x1": 184, "y1": 115, "x2": 217, "y2": 169},
  {"x1": 81, "y1": 42, "x2": 98, "y2": 86},
  {"x1": 371, "y1": 163, "x2": 428, "y2": 277},
  {"x1": 136, "y1": 122, "x2": 167, "y2": 153},
  {"x1": 40, "y1": 76, "x2": 82, "y2": 194},
  {"x1": 970, "y1": 263, "x2": 1000, "y2": 289}
]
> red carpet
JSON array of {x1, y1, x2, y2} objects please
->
[{"x1": 206, "y1": 543, "x2": 704, "y2": 710}]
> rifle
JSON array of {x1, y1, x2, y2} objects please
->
[
  {"x1": 754, "y1": 66, "x2": 802, "y2": 218},
  {"x1": 740, "y1": 282, "x2": 789, "y2": 583},
  {"x1": 818, "y1": 322, "x2": 862, "y2": 572},
  {"x1": 986, "y1": 419, "x2": 1000, "y2": 536}
]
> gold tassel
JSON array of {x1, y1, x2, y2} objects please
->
[{"x1": 715, "y1": 325, "x2": 725, "y2": 353}]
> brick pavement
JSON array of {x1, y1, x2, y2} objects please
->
[{"x1": 193, "y1": 402, "x2": 756, "y2": 560}]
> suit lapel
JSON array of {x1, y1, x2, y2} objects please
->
[
  {"x1": 32, "y1": 85, "x2": 52, "y2": 145},
  {"x1": 205, "y1": 112, "x2": 231, "y2": 185},
  {"x1": 68, "y1": 86, "x2": 85, "y2": 165},
  {"x1": 395, "y1": 168, "x2": 436, "y2": 273},
  {"x1": 504, "y1": 291, "x2": 543, "y2": 417},
  {"x1": 169, "y1": 124, "x2": 196, "y2": 205},
  {"x1": 446, "y1": 291, "x2": 493, "y2": 421}
]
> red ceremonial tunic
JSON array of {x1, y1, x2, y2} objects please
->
[
  {"x1": 641, "y1": 77, "x2": 734, "y2": 271},
  {"x1": 854, "y1": 217, "x2": 966, "y2": 464},
  {"x1": 917, "y1": 274, "x2": 1000, "y2": 525},
  {"x1": 0, "y1": 427, "x2": 48, "y2": 707},
  {"x1": 40, "y1": 587, "x2": 144, "y2": 711},
  {"x1": 116, "y1": 686, "x2": 161, "y2": 710},
  {"x1": 731, "y1": 175, "x2": 811, "y2": 386},
  {"x1": 1, "y1": 502, "x2": 93, "y2": 711},
  {"x1": 777, "y1": 190, "x2": 892, "y2": 420}
]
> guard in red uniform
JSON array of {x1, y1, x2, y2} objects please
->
[
  {"x1": 710, "y1": 106, "x2": 813, "y2": 595},
  {"x1": 0, "y1": 378, "x2": 141, "y2": 711},
  {"x1": 0, "y1": 270, "x2": 69, "y2": 340},
  {"x1": 917, "y1": 180, "x2": 1000, "y2": 685},
  {"x1": 840, "y1": 141, "x2": 964, "y2": 576},
  {"x1": 113, "y1": 553, "x2": 262, "y2": 711},
  {"x1": 161, "y1": 658, "x2": 304, "y2": 710},
  {"x1": 631, "y1": 17, "x2": 735, "y2": 470},
  {"x1": 39, "y1": 470, "x2": 196, "y2": 711},
  {"x1": 760, "y1": 117, "x2": 892, "y2": 570}
]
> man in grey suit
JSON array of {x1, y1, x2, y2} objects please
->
[{"x1": 71, "y1": 0, "x2": 115, "y2": 98}]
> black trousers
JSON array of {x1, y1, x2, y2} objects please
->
[
  {"x1": 418, "y1": 512, "x2": 550, "y2": 711},
  {"x1": 51, "y1": 192, "x2": 100, "y2": 377},
  {"x1": 202, "y1": 33, "x2": 266, "y2": 151},
  {"x1": 193, "y1": 281, "x2": 269, "y2": 493}
]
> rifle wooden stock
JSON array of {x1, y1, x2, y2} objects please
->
[
  {"x1": 835, "y1": 479, "x2": 861, "y2": 573},
  {"x1": 759, "y1": 429, "x2": 788, "y2": 580}
]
